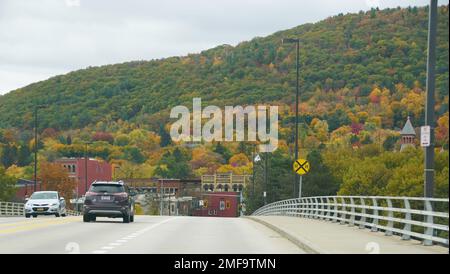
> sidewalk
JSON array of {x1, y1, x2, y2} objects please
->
[{"x1": 248, "y1": 216, "x2": 448, "y2": 254}]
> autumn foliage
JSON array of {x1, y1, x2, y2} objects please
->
[{"x1": 39, "y1": 162, "x2": 75, "y2": 206}]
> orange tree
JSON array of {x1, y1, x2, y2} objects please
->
[{"x1": 39, "y1": 162, "x2": 75, "y2": 207}]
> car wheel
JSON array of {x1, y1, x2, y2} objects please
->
[
  {"x1": 91, "y1": 216, "x2": 96, "y2": 222},
  {"x1": 61, "y1": 214, "x2": 66, "y2": 217},
  {"x1": 123, "y1": 213, "x2": 130, "y2": 223},
  {"x1": 32, "y1": 214, "x2": 37, "y2": 218},
  {"x1": 55, "y1": 213, "x2": 60, "y2": 217},
  {"x1": 130, "y1": 214, "x2": 134, "y2": 222},
  {"x1": 25, "y1": 214, "x2": 30, "y2": 218},
  {"x1": 83, "y1": 214, "x2": 90, "y2": 222}
]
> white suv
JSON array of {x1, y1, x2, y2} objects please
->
[{"x1": 24, "y1": 191, "x2": 67, "y2": 218}]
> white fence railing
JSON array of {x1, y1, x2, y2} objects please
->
[
  {"x1": 252, "y1": 196, "x2": 449, "y2": 246},
  {"x1": 0, "y1": 202, "x2": 24, "y2": 216},
  {"x1": 0, "y1": 201, "x2": 81, "y2": 217}
]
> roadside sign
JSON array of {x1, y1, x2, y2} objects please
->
[
  {"x1": 293, "y1": 159, "x2": 310, "y2": 175},
  {"x1": 421, "y1": 126, "x2": 431, "y2": 147},
  {"x1": 254, "y1": 154, "x2": 261, "y2": 162}
]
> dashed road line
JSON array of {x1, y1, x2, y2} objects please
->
[{"x1": 91, "y1": 218, "x2": 175, "y2": 254}]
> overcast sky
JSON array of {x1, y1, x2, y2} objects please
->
[{"x1": 0, "y1": 0, "x2": 447, "y2": 95}]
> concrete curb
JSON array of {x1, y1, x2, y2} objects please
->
[{"x1": 245, "y1": 216, "x2": 325, "y2": 254}]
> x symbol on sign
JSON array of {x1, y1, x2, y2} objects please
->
[{"x1": 295, "y1": 160, "x2": 309, "y2": 174}]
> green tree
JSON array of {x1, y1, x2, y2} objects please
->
[
  {"x1": 17, "y1": 144, "x2": 31, "y2": 167},
  {"x1": 155, "y1": 148, "x2": 191, "y2": 179},
  {"x1": 213, "y1": 143, "x2": 232, "y2": 162},
  {"x1": 302, "y1": 150, "x2": 340, "y2": 197},
  {"x1": 159, "y1": 124, "x2": 172, "y2": 147},
  {"x1": 0, "y1": 166, "x2": 16, "y2": 200},
  {"x1": 0, "y1": 144, "x2": 17, "y2": 168}
]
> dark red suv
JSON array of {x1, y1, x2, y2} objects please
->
[{"x1": 83, "y1": 181, "x2": 135, "y2": 223}]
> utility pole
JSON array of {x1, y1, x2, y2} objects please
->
[
  {"x1": 33, "y1": 105, "x2": 47, "y2": 192},
  {"x1": 282, "y1": 38, "x2": 300, "y2": 198},
  {"x1": 424, "y1": 0, "x2": 438, "y2": 198},
  {"x1": 252, "y1": 143, "x2": 256, "y2": 198},
  {"x1": 34, "y1": 107, "x2": 38, "y2": 192},
  {"x1": 264, "y1": 153, "x2": 269, "y2": 205}
]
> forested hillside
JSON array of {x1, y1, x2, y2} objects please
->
[
  {"x1": 0, "y1": 6, "x2": 448, "y2": 208},
  {"x1": 0, "y1": 6, "x2": 448, "y2": 130}
]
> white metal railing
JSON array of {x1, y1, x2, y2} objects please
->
[
  {"x1": 0, "y1": 202, "x2": 25, "y2": 216},
  {"x1": 0, "y1": 201, "x2": 81, "y2": 217},
  {"x1": 252, "y1": 196, "x2": 449, "y2": 246}
]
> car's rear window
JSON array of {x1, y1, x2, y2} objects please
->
[{"x1": 90, "y1": 184, "x2": 125, "y2": 193}]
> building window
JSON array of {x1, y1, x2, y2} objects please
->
[{"x1": 226, "y1": 200, "x2": 231, "y2": 209}]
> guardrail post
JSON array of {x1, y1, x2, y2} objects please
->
[
  {"x1": 385, "y1": 198, "x2": 394, "y2": 236},
  {"x1": 318, "y1": 197, "x2": 325, "y2": 220},
  {"x1": 371, "y1": 198, "x2": 379, "y2": 232},
  {"x1": 340, "y1": 197, "x2": 347, "y2": 225},
  {"x1": 313, "y1": 197, "x2": 319, "y2": 219},
  {"x1": 402, "y1": 198, "x2": 412, "y2": 240},
  {"x1": 301, "y1": 198, "x2": 306, "y2": 218},
  {"x1": 423, "y1": 200, "x2": 434, "y2": 246},
  {"x1": 332, "y1": 197, "x2": 338, "y2": 223},
  {"x1": 359, "y1": 198, "x2": 367, "y2": 229},
  {"x1": 304, "y1": 198, "x2": 310, "y2": 218},
  {"x1": 324, "y1": 197, "x2": 330, "y2": 221},
  {"x1": 349, "y1": 197, "x2": 355, "y2": 226}
]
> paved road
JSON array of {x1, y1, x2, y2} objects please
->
[{"x1": 0, "y1": 216, "x2": 304, "y2": 254}]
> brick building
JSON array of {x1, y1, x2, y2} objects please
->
[
  {"x1": 121, "y1": 178, "x2": 201, "y2": 197},
  {"x1": 56, "y1": 158, "x2": 112, "y2": 195}
]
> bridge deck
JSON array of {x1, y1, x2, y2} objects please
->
[{"x1": 249, "y1": 216, "x2": 448, "y2": 254}]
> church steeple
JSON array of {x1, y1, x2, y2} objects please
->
[{"x1": 400, "y1": 116, "x2": 416, "y2": 151}]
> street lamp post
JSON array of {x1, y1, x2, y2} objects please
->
[
  {"x1": 424, "y1": 0, "x2": 438, "y2": 198},
  {"x1": 33, "y1": 105, "x2": 47, "y2": 192},
  {"x1": 282, "y1": 38, "x2": 300, "y2": 198}
]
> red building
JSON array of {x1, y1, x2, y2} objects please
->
[
  {"x1": 14, "y1": 179, "x2": 39, "y2": 202},
  {"x1": 56, "y1": 158, "x2": 112, "y2": 195},
  {"x1": 192, "y1": 192, "x2": 240, "y2": 217}
]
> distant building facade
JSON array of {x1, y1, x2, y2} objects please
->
[
  {"x1": 192, "y1": 192, "x2": 240, "y2": 217},
  {"x1": 400, "y1": 116, "x2": 416, "y2": 151},
  {"x1": 56, "y1": 158, "x2": 112, "y2": 195},
  {"x1": 201, "y1": 173, "x2": 252, "y2": 192}
]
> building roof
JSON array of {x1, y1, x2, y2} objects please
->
[{"x1": 401, "y1": 116, "x2": 416, "y2": 136}]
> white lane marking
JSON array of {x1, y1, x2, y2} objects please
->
[{"x1": 91, "y1": 217, "x2": 176, "y2": 254}]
